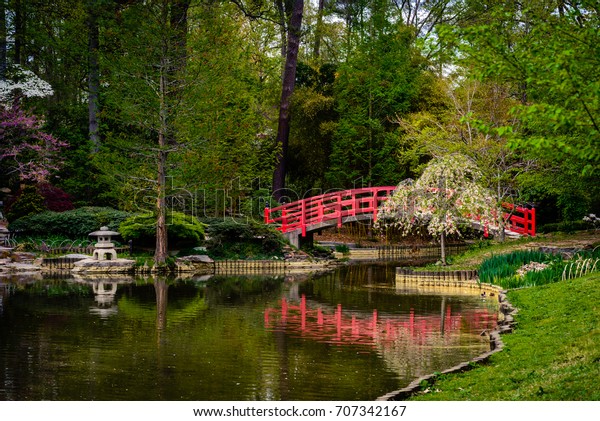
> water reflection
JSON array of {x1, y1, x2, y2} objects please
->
[
  {"x1": 71, "y1": 276, "x2": 136, "y2": 317},
  {"x1": 0, "y1": 265, "x2": 499, "y2": 400},
  {"x1": 265, "y1": 295, "x2": 496, "y2": 348}
]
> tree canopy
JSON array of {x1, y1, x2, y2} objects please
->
[{"x1": 0, "y1": 0, "x2": 597, "y2": 250}]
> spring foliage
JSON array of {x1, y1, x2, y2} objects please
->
[{"x1": 119, "y1": 212, "x2": 205, "y2": 247}]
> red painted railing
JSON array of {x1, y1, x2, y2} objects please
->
[
  {"x1": 264, "y1": 187, "x2": 536, "y2": 237},
  {"x1": 264, "y1": 186, "x2": 396, "y2": 236},
  {"x1": 502, "y1": 203, "x2": 536, "y2": 236}
]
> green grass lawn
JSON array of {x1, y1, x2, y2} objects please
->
[{"x1": 410, "y1": 272, "x2": 600, "y2": 400}]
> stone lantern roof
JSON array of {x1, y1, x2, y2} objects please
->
[{"x1": 89, "y1": 226, "x2": 120, "y2": 238}]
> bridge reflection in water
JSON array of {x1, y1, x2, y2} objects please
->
[{"x1": 264, "y1": 294, "x2": 497, "y2": 349}]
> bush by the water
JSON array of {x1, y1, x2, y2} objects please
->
[
  {"x1": 119, "y1": 212, "x2": 205, "y2": 247},
  {"x1": 204, "y1": 218, "x2": 285, "y2": 260},
  {"x1": 8, "y1": 206, "x2": 133, "y2": 239}
]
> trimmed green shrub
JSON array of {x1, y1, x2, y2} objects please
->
[
  {"x1": 8, "y1": 206, "x2": 133, "y2": 238},
  {"x1": 119, "y1": 212, "x2": 205, "y2": 247},
  {"x1": 205, "y1": 218, "x2": 285, "y2": 259},
  {"x1": 537, "y1": 220, "x2": 590, "y2": 234}
]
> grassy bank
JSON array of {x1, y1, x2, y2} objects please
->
[
  {"x1": 410, "y1": 272, "x2": 600, "y2": 400},
  {"x1": 410, "y1": 231, "x2": 597, "y2": 269}
]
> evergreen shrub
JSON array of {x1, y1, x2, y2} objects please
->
[
  {"x1": 537, "y1": 220, "x2": 590, "y2": 233},
  {"x1": 5, "y1": 185, "x2": 46, "y2": 221},
  {"x1": 8, "y1": 207, "x2": 133, "y2": 238},
  {"x1": 204, "y1": 218, "x2": 285, "y2": 259},
  {"x1": 119, "y1": 212, "x2": 205, "y2": 247}
]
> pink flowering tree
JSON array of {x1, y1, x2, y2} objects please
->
[
  {"x1": 0, "y1": 65, "x2": 67, "y2": 183},
  {"x1": 376, "y1": 154, "x2": 496, "y2": 264},
  {"x1": 0, "y1": 104, "x2": 68, "y2": 183},
  {"x1": 1, "y1": 65, "x2": 66, "y2": 183}
]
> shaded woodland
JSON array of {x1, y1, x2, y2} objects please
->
[{"x1": 1, "y1": 0, "x2": 599, "y2": 261}]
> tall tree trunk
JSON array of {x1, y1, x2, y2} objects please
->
[
  {"x1": 0, "y1": 0, "x2": 6, "y2": 81},
  {"x1": 154, "y1": 0, "x2": 190, "y2": 265},
  {"x1": 87, "y1": 0, "x2": 100, "y2": 152},
  {"x1": 313, "y1": 0, "x2": 324, "y2": 59},
  {"x1": 440, "y1": 231, "x2": 446, "y2": 265},
  {"x1": 13, "y1": 0, "x2": 24, "y2": 65},
  {"x1": 156, "y1": 59, "x2": 169, "y2": 265},
  {"x1": 272, "y1": 0, "x2": 304, "y2": 202}
]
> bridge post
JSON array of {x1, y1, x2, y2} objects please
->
[{"x1": 284, "y1": 230, "x2": 314, "y2": 249}]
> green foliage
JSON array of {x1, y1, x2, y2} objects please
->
[
  {"x1": 301, "y1": 242, "x2": 332, "y2": 258},
  {"x1": 8, "y1": 206, "x2": 133, "y2": 238},
  {"x1": 335, "y1": 244, "x2": 350, "y2": 254},
  {"x1": 6, "y1": 185, "x2": 46, "y2": 221},
  {"x1": 537, "y1": 220, "x2": 590, "y2": 234},
  {"x1": 478, "y1": 250, "x2": 563, "y2": 288},
  {"x1": 166, "y1": 2, "x2": 279, "y2": 217},
  {"x1": 288, "y1": 84, "x2": 336, "y2": 193},
  {"x1": 443, "y1": 2, "x2": 600, "y2": 173},
  {"x1": 204, "y1": 219, "x2": 285, "y2": 260},
  {"x1": 326, "y1": 8, "x2": 427, "y2": 187},
  {"x1": 119, "y1": 212, "x2": 205, "y2": 247}
]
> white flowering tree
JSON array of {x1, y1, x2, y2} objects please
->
[
  {"x1": 0, "y1": 65, "x2": 54, "y2": 103},
  {"x1": 376, "y1": 154, "x2": 496, "y2": 264}
]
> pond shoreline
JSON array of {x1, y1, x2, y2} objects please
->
[{"x1": 376, "y1": 283, "x2": 516, "y2": 401}]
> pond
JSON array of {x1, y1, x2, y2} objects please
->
[{"x1": 0, "y1": 263, "x2": 498, "y2": 401}]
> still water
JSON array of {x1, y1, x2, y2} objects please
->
[{"x1": 0, "y1": 264, "x2": 498, "y2": 401}]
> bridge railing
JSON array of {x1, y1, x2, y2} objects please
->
[
  {"x1": 502, "y1": 203, "x2": 536, "y2": 236},
  {"x1": 265, "y1": 187, "x2": 536, "y2": 237},
  {"x1": 264, "y1": 187, "x2": 397, "y2": 235}
]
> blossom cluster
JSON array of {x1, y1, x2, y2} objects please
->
[
  {"x1": 583, "y1": 214, "x2": 599, "y2": 229},
  {"x1": 375, "y1": 154, "x2": 497, "y2": 238},
  {"x1": 0, "y1": 105, "x2": 68, "y2": 182},
  {"x1": 0, "y1": 65, "x2": 54, "y2": 104},
  {"x1": 515, "y1": 262, "x2": 549, "y2": 277}
]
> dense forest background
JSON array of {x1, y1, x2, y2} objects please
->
[{"x1": 1, "y1": 0, "x2": 599, "y2": 247}]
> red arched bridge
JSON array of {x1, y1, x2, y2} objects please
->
[{"x1": 264, "y1": 186, "x2": 535, "y2": 247}]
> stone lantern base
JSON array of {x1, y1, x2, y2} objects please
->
[
  {"x1": 93, "y1": 249, "x2": 118, "y2": 261},
  {"x1": 72, "y1": 258, "x2": 135, "y2": 274}
]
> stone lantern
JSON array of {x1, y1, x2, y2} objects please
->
[
  {"x1": 0, "y1": 225, "x2": 9, "y2": 246},
  {"x1": 89, "y1": 226, "x2": 120, "y2": 261}
]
